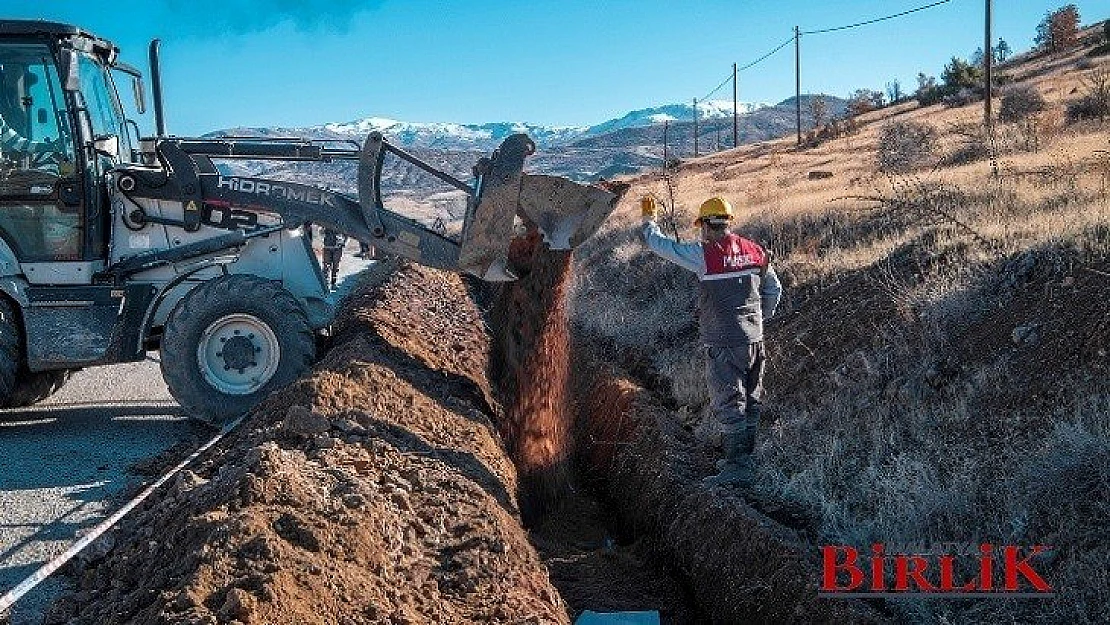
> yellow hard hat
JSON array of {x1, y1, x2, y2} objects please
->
[{"x1": 695, "y1": 196, "x2": 734, "y2": 225}]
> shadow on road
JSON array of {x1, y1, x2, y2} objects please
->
[
  {"x1": 0, "y1": 400, "x2": 198, "y2": 621},
  {"x1": 0, "y1": 401, "x2": 194, "y2": 491},
  {"x1": 1, "y1": 401, "x2": 185, "y2": 422}
]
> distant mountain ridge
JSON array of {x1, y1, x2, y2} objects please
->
[
  {"x1": 584, "y1": 100, "x2": 770, "y2": 138},
  {"x1": 207, "y1": 95, "x2": 846, "y2": 185},
  {"x1": 314, "y1": 118, "x2": 588, "y2": 151},
  {"x1": 212, "y1": 99, "x2": 772, "y2": 152}
]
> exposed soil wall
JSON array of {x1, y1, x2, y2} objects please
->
[
  {"x1": 571, "y1": 355, "x2": 886, "y2": 625},
  {"x1": 50, "y1": 263, "x2": 568, "y2": 625}
]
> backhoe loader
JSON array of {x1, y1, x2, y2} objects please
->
[{"x1": 0, "y1": 20, "x2": 618, "y2": 422}]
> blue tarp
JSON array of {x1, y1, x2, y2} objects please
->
[{"x1": 574, "y1": 610, "x2": 661, "y2": 625}]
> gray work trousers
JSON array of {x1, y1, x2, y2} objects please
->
[{"x1": 706, "y1": 342, "x2": 766, "y2": 453}]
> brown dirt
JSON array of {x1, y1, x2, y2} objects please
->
[
  {"x1": 529, "y1": 491, "x2": 699, "y2": 624},
  {"x1": 50, "y1": 263, "x2": 568, "y2": 625},
  {"x1": 481, "y1": 228, "x2": 701, "y2": 622},
  {"x1": 490, "y1": 229, "x2": 575, "y2": 525}
]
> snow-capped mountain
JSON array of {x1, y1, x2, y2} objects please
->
[
  {"x1": 316, "y1": 118, "x2": 589, "y2": 151},
  {"x1": 584, "y1": 100, "x2": 770, "y2": 137},
  {"x1": 207, "y1": 96, "x2": 839, "y2": 184},
  {"x1": 271, "y1": 100, "x2": 771, "y2": 152}
]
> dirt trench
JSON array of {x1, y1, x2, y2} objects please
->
[
  {"x1": 489, "y1": 230, "x2": 698, "y2": 621},
  {"x1": 50, "y1": 262, "x2": 568, "y2": 624},
  {"x1": 48, "y1": 237, "x2": 877, "y2": 624},
  {"x1": 47, "y1": 258, "x2": 696, "y2": 624},
  {"x1": 569, "y1": 357, "x2": 886, "y2": 624},
  {"x1": 488, "y1": 228, "x2": 881, "y2": 623}
]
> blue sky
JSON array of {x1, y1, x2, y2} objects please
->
[{"x1": 2, "y1": 0, "x2": 1105, "y2": 135}]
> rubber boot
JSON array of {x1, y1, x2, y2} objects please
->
[{"x1": 703, "y1": 432, "x2": 754, "y2": 487}]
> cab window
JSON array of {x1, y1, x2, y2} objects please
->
[
  {"x1": 77, "y1": 53, "x2": 133, "y2": 162},
  {"x1": 0, "y1": 43, "x2": 81, "y2": 260}
]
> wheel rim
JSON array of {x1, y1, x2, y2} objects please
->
[{"x1": 196, "y1": 314, "x2": 281, "y2": 396}]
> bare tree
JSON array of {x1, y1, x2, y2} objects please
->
[
  {"x1": 886, "y1": 79, "x2": 903, "y2": 104},
  {"x1": 877, "y1": 120, "x2": 939, "y2": 173},
  {"x1": 810, "y1": 95, "x2": 829, "y2": 130},
  {"x1": 847, "y1": 89, "x2": 885, "y2": 118},
  {"x1": 1001, "y1": 84, "x2": 1048, "y2": 151}
]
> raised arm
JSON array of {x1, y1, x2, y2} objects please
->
[
  {"x1": 640, "y1": 197, "x2": 704, "y2": 275},
  {"x1": 760, "y1": 264, "x2": 783, "y2": 319},
  {"x1": 641, "y1": 220, "x2": 705, "y2": 274}
]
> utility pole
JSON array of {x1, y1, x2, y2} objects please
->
[
  {"x1": 693, "y1": 97, "x2": 699, "y2": 157},
  {"x1": 794, "y1": 25, "x2": 802, "y2": 146},
  {"x1": 984, "y1": 0, "x2": 993, "y2": 131},
  {"x1": 663, "y1": 120, "x2": 669, "y2": 167},
  {"x1": 716, "y1": 125, "x2": 721, "y2": 152},
  {"x1": 732, "y1": 62, "x2": 739, "y2": 148}
]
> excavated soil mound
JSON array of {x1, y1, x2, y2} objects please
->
[
  {"x1": 49, "y1": 263, "x2": 567, "y2": 625},
  {"x1": 572, "y1": 357, "x2": 885, "y2": 625}
]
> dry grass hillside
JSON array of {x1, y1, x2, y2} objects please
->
[{"x1": 569, "y1": 27, "x2": 1109, "y2": 624}]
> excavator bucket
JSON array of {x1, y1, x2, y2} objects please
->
[
  {"x1": 516, "y1": 174, "x2": 620, "y2": 250},
  {"x1": 359, "y1": 132, "x2": 621, "y2": 281},
  {"x1": 457, "y1": 134, "x2": 621, "y2": 280},
  {"x1": 456, "y1": 135, "x2": 533, "y2": 281}
]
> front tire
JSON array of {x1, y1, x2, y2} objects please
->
[{"x1": 160, "y1": 275, "x2": 316, "y2": 424}]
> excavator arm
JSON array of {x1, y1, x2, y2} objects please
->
[{"x1": 111, "y1": 132, "x2": 620, "y2": 282}]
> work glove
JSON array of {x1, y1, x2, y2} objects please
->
[{"x1": 640, "y1": 196, "x2": 658, "y2": 223}]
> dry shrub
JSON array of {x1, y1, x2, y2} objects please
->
[
  {"x1": 1067, "y1": 67, "x2": 1110, "y2": 122},
  {"x1": 649, "y1": 347, "x2": 706, "y2": 409},
  {"x1": 1023, "y1": 415, "x2": 1110, "y2": 553},
  {"x1": 942, "y1": 86, "x2": 981, "y2": 108},
  {"x1": 1000, "y1": 83, "x2": 1047, "y2": 123},
  {"x1": 943, "y1": 122, "x2": 993, "y2": 165},
  {"x1": 877, "y1": 120, "x2": 939, "y2": 172},
  {"x1": 964, "y1": 393, "x2": 1110, "y2": 624},
  {"x1": 943, "y1": 118, "x2": 1047, "y2": 165},
  {"x1": 570, "y1": 238, "x2": 696, "y2": 354}
]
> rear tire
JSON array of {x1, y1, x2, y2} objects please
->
[
  {"x1": 0, "y1": 298, "x2": 21, "y2": 404},
  {"x1": 7, "y1": 370, "x2": 73, "y2": 407},
  {"x1": 160, "y1": 275, "x2": 316, "y2": 424},
  {"x1": 0, "y1": 298, "x2": 73, "y2": 409}
]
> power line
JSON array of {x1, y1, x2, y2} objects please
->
[
  {"x1": 698, "y1": 0, "x2": 951, "y2": 97},
  {"x1": 801, "y1": 0, "x2": 950, "y2": 36},
  {"x1": 685, "y1": 0, "x2": 954, "y2": 154},
  {"x1": 737, "y1": 35, "x2": 795, "y2": 73},
  {"x1": 701, "y1": 72, "x2": 733, "y2": 102}
]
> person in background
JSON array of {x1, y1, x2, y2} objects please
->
[
  {"x1": 357, "y1": 240, "x2": 373, "y2": 259},
  {"x1": 641, "y1": 195, "x2": 783, "y2": 488},
  {"x1": 321, "y1": 227, "x2": 346, "y2": 288}
]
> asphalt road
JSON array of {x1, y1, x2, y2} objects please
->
[
  {"x1": 0, "y1": 359, "x2": 194, "y2": 624},
  {"x1": 0, "y1": 246, "x2": 373, "y2": 624}
]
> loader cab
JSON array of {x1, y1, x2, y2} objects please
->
[{"x1": 0, "y1": 21, "x2": 141, "y2": 283}]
